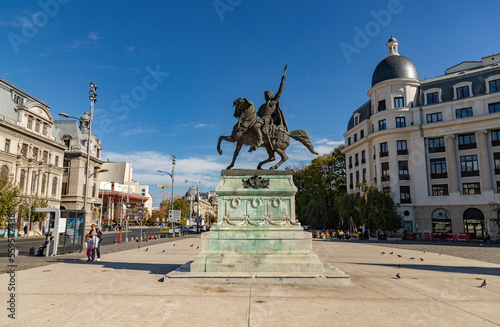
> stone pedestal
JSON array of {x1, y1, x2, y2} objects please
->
[{"x1": 166, "y1": 170, "x2": 350, "y2": 285}]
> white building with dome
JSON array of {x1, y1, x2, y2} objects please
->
[{"x1": 343, "y1": 37, "x2": 500, "y2": 238}]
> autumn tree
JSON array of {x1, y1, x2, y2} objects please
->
[{"x1": 0, "y1": 173, "x2": 24, "y2": 227}]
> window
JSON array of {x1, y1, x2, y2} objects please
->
[
  {"x1": 355, "y1": 171, "x2": 360, "y2": 185},
  {"x1": 489, "y1": 102, "x2": 500, "y2": 113},
  {"x1": 354, "y1": 134, "x2": 358, "y2": 142},
  {"x1": 456, "y1": 85, "x2": 470, "y2": 98},
  {"x1": 33, "y1": 147, "x2": 38, "y2": 160},
  {"x1": 460, "y1": 155, "x2": 479, "y2": 177},
  {"x1": 92, "y1": 184, "x2": 96, "y2": 198},
  {"x1": 355, "y1": 153, "x2": 359, "y2": 166},
  {"x1": 42, "y1": 123, "x2": 48, "y2": 136},
  {"x1": 458, "y1": 133, "x2": 476, "y2": 150},
  {"x1": 27, "y1": 116, "x2": 33, "y2": 129},
  {"x1": 61, "y1": 182, "x2": 68, "y2": 195},
  {"x1": 354, "y1": 116, "x2": 359, "y2": 125},
  {"x1": 493, "y1": 130, "x2": 500, "y2": 146},
  {"x1": 490, "y1": 79, "x2": 500, "y2": 92},
  {"x1": 494, "y1": 153, "x2": 500, "y2": 175},
  {"x1": 42, "y1": 151, "x2": 48, "y2": 163},
  {"x1": 13, "y1": 94, "x2": 24, "y2": 105},
  {"x1": 394, "y1": 97, "x2": 404, "y2": 108},
  {"x1": 4, "y1": 139, "x2": 10, "y2": 153},
  {"x1": 35, "y1": 119, "x2": 41, "y2": 132},
  {"x1": 427, "y1": 112, "x2": 442, "y2": 123},
  {"x1": 428, "y1": 137, "x2": 445, "y2": 153},
  {"x1": 381, "y1": 162, "x2": 390, "y2": 182},
  {"x1": 427, "y1": 92, "x2": 438, "y2": 104},
  {"x1": 380, "y1": 142, "x2": 388, "y2": 157},
  {"x1": 1, "y1": 165, "x2": 9, "y2": 178},
  {"x1": 41, "y1": 174, "x2": 46, "y2": 194},
  {"x1": 430, "y1": 158, "x2": 447, "y2": 179},
  {"x1": 456, "y1": 107, "x2": 473, "y2": 119},
  {"x1": 397, "y1": 140, "x2": 408, "y2": 155},
  {"x1": 348, "y1": 137, "x2": 351, "y2": 146},
  {"x1": 349, "y1": 173, "x2": 353, "y2": 189},
  {"x1": 378, "y1": 99, "x2": 386, "y2": 111},
  {"x1": 19, "y1": 169, "x2": 26, "y2": 191},
  {"x1": 497, "y1": 181, "x2": 500, "y2": 193},
  {"x1": 400, "y1": 186, "x2": 411, "y2": 203},
  {"x1": 463, "y1": 183, "x2": 480, "y2": 195},
  {"x1": 64, "y1": 139, "x2": 70, "y2": 148},
  {"x1": 362, "y1": 168, "x2": 366, "y2": 182},
  {"x1": 432, "y1": 184, "x2": 449, "y2": 196},
  {"x1": 21, "y1": 144, "x2": 28, "y2": 158},
  {"x1": 349, "y1": 156, "x2": 352, "y2": 169},
  {"x1": 396, "y1": 117, "x2": 406, "y2": 128},
  {"x1": 55, "y1": 156, "x2": 59, "y2": 167},
  {"x1": 361, "y1": 150, "x2": 366, "y2": 164},
  {"x1": 399, "y1": 161, "x2": 409, "y2": 180},
  {"x1": 360, "y1": 130, "x2": 364, "y2": 139},
  {"x1": 96, "y1": 148, "x2": 101, "y2": 159},
  {"x1": 52, "y1": 177, "x2": 57, "y2": 196},
  {"x1": 383, "y1": 187, "x2": 391, "y2": 196},
  {"x1": 379, "y1": 119, "x2": 386, "y2": 131}
]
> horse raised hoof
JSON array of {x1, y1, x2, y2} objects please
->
[
  {"x1": 226, "y1": 165, "x2": 233, "y2": 170},
  {"x1": 217, "y1": 148, "x2": 223, "y2": 155}
]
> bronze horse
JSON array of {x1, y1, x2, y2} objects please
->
[{"x1": 217, "y1": 98, "x2": 318, "y2": 170}]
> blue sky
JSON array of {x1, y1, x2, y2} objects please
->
[{"x1": 2, "y1": 0, "x2": 500, "y2": 205}]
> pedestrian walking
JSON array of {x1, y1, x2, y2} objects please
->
[
  {"x1": 85, "y1": 234, "x2": 94, "y2": 262},
  {"x1": 90, "y1": 224, "x2": 103, "y2": 261},
  {"x1": 42, "y1": 225, "x2": 46, "y2": 235},
  {"x1": 24, "y1": 224, "x2": 28, "y2": 237}
]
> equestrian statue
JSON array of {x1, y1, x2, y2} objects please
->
[{"x1": 217, "y1": 65, "x2": 318, "y2": 170}]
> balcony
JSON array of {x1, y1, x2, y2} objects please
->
[
  {"x1": 380, "y1": 151, "x2": 389, "y2": 158},
  {"x1": 400, "y1": 198, "x2": 412, "y2": 204},
  {"x1": 381, "y1": 175, "x2": 390, "y2": 182},
  {"x1": 355, "y1": 161, "x2": 359, "y2": 166},
  {"x1": 430, "y1": 173, "x2": 448, "y2": 179},
  {"x1": 458, "y1": 143, "x2": 476, "y2": 150},
  {"x1": 461, "y1": 170, "x2": 480, "y2": 177},
  {"x1": 361, "y1": 158, "x2": 366, "y2": 164},
  {"x1": 399, "y1": 174, "x2": 410, "y2": 180},
  {"x1": 397, "y1": 150, "x2": 408, "y2": 155},
  {"x1": 428, "y1": 147, "x2": 445, "y2": 153},
  {"x1": 348, "y1": 164, "x2": 352, "y2": 169},
  {"x1": 492, "y1": 140, "x2": 500, "y2": 147}
]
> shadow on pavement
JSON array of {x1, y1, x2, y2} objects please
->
[
  {"x1": 65, "y1": 260, "x2": 182, "y2": 275},
  {"x1": 347, "y1": 262, "x2": 500, "y2": 277}
]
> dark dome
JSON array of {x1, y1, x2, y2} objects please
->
[{"x1": 371, "y1": 55, "x2": 419, "y2": 87}]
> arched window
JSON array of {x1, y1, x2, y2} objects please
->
[
  {"x1": 52, "y1": 177, "x2": 57, "y2": 196},
  {"x1": 41, "y1": 174, "x2": 47, "y2": 194},
  {"x1": 1, "y1": 165, "x2": 9, "y2": 178},
  {"x1": 463, "y1": 208, "x2": 485, "y2": 239},
  {"x1": 19, "y1": 169, "x2": 26, "y2": 192},
  {"x1": 431, "y1": 208, "x2": 452, "y2": 233}
]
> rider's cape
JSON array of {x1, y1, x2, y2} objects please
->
[{"x1": 273, "y1": 102, "x2": 288, "y2": 132}]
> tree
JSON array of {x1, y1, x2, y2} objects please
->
[
  {"x1": 0, "y1": 173, "x2": 24, "y2": 227},
  {"x1": 173, "y1": 199, "x2": 190, "y2": 226},
  {"x1": 20, "y1": 194, "x2": 49, "y2": 224},
  {"x1": 358, "y1": 185, "x2": 403, "y2": 232},
  {"x1": 208, "y1": 213, "x2": 217, "y2": 225},
  {"x1": 290, "y1": 145, "x2": 346, "y2": 228}
]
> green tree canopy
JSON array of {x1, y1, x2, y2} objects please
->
[
  {"x1": 0, "y1": 173, "x2": 24, "y2": 226},
  {"x1": 289, "y1": 145, "x2": 346, "y2": 228}
]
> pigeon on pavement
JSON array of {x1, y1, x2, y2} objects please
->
[
  {"x1": 397, "y1": 255, "x2": 402, "y2": 258},
  {"x1": 381, "y1": 252, "x2": 385, "y2": 255},
  {"x1": 162, "y1": 250, "x2": 165, "y2": 253},
  {"x1": 480, "y1": 279, "x2": 487, "y2": 288},
  {"x1": 396, "y1": 273, "x2": 401, "y2": 279},
  {"x1": 389, "y1": 252, "x2": 393, "y2": 255},
  {"x1": 420, "y1": 258, "x2": 424, "y2": 261},
  {"x1": 145, "y1": 247, "x2": 148, "y2": 252},
  {"x1": 409, "y1": 257, "x2": 415, "y2": 260}
]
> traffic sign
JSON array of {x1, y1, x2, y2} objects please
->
[{"x1": 168, "y1": 210, "x2": 181, "y2": 223}]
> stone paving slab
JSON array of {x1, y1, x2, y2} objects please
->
[{"x1": 0, "y1": 237, "x2": 499, "y2": 326}]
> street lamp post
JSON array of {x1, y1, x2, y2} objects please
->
[
  {"x1": 27, "y1": 170, "x2": 50, "y2": 237},
  {"x1": 59, "y1": 82, "x2": 98, "y2": 247},
  {"x1": 157, "y1": 155, "x2": 176, "y2": 228},
  {"x1": 185, "y1": 179, "x2": 201, "y2": 233}
]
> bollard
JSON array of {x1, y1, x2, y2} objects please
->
[
  {"x1": 114, "y1": 239, "x2": 117, "y2": 244},
  {"x1": 29, "y1": 247, "x2": 36, "y2": 256}
]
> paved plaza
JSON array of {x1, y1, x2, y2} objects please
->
[{"x1": 0, "y1": 237, "x2": 499, "y2": 326}]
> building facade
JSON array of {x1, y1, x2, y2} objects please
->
[
  {"x1": 0, "y1": 78, "x2": 66, "y2": 231},
  {"x1": 343, "y1": 37, "x2": 500, "y2": 238},
  {"x1": 54, "y1": 115, "x2": 103, "y2": 226},
  {"x1": 98, "y1": 162, "x2": 152, "y2": 226}
]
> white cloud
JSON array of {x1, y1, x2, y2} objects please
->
[
  {"x1": 121, "y1": 128, "x2": 155, "y2": 136},
  {"x1": 88, "y1": 32, "x2": 99, "y2": 41}
]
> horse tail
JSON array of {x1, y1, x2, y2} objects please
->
[{"x1": 290, "y1": 130, "x2": 318, "y2": 155}]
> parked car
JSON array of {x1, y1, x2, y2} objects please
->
[
  {"x1": 178, "y1": 226, "x2": 190, "y2": 234},
  {"x1": 188, "y1": 226, "x2": 197, "y2": 234}
]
